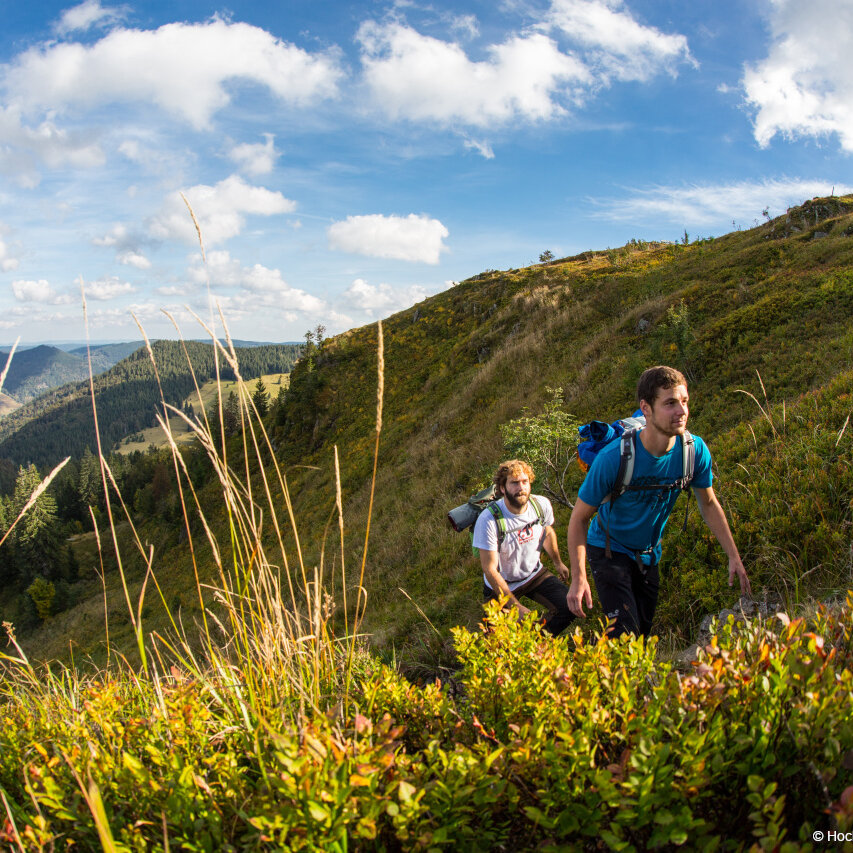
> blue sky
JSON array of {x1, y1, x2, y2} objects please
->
[{"x1": 0, "y1": 0, "x2": 850, "y2": 344}]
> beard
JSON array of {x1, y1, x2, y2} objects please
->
[
  {"x1": 647, "y1": 409, "x2": 687, "y2": 438},
  {"x1": 504, "y1": 490, "x2": 530, "y2": 512}
]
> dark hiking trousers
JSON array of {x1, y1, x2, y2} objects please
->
[
  {"x1": 587, "y1": 544, "x2": 660, "y2": 638},
  {"x1": 483, "y1": 573, "x2": 576, "y2": 637}
]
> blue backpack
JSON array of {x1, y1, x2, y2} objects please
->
[{"x1": 577, "y1": 411, "x2": 696, "y2": 557}]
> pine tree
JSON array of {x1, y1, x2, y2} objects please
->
[
  {"x1": 12, "y1": 464, "x2": 63, "y2": 583},
  {"x1": 224, "y1": 391, "x2": 240, "y2": 436},
  {"x1": 252, "y1": 378, "x2": 270, "y2": 418},
  {"x1": 78, "y1": 448, "x2": 101, "y2": 512}
]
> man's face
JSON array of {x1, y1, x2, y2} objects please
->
[
  {"x1": 503, "y1": 471, "x2": 531, "y2": 510},
  {"x1": 644, "y1": 383, "x2": 689, "y2": 437}
]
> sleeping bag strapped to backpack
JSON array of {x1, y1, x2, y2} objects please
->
[{"x1": 577, "y1": 410, "x2": 696, "y2": 557}]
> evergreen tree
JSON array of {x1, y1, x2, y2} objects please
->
[
  {"x1": 78, "y1": 448, "x2": 101, "y2": 512},
  {"x1": 12, "y1": 464, "x2": 63, "y2": 583},
  {"x1": 252, "y1": 378, "x2": 270, "y2": 418},
  {"x1": 224, "y1": 391, "x2": 240, "y2": 436}
]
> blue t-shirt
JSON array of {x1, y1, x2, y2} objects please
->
[{"x1": 577, "y1": 431, "x2": 712, "y2": 564}]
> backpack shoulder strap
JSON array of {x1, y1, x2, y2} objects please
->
[
  {"x1": 529, "y1": 496, "x2": 546, "y2": 526},
  {"x1": 486, "y1": 501, "x2": 508, "y2": 547},
  {"x1": 602, "y1": 428, "x2": 638, "y2": 558},
  {"x1": 613, "y1": 428, "x2": 638, "y2": 498},
  {"x1": 681, "y1": 430, "x2": 695, "y2": 485}
]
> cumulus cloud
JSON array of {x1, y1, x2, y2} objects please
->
[
  {"x1": 11, "y1": 279, "x2": 74, "y2": 304},
  {"x1": 328, "y1": 213, "x2": 449, "y2": 264},
  {"x1": 85, "y1": 275, "x2": 135, "y2": 300},
  {"x1": 592, "y1": 178, "x2": 853, "y2": 227},
  {"x1": 118, "y1": 251, "x2": 151, "y2": 269},
  {"x1": 55, "y1": 0, "x2": 126, "y2": 36},
  {"x1": 743, "y1": 0, "x2": 853, "y2": 151},
  {"x1": 358, "y1": 21, "x2": 589, "y2": 126},
  {"x1": 149, "y1": 175, "x2": 296, "y2": 246},
  {"x1": 188, "y1": 250, "x2": 326, "y2": 313},
  {"x1": 93, "y1": 223, "x2": 152, "y2": 269},
  {"x1": 357, "y1": 4, "x2": 693, "y2": 129},
  {"x1": 341, "y1": 277, "x2": 436, "y2": 317},
  {"x1": 0, "y1": 105, "x2": 105, "y2": 187},
  {"x1": 544, "y1": 0, "x2": 694, "y2": 83},
  {"x1": 5, "y1": 18, "x2": 344, "y2": 130},
  {"x1": 229, "y1": 133, "x2": 280, "y2": 176}
]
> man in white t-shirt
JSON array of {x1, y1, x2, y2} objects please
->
[{"x1": 472, "y1": 459, "x2": 576, "y2": 636}]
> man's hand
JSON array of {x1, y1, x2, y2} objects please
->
[
  {"x1": 729, "y1": 556, "x2": 752, "y2": 597},
  {"x1": 554, "y1": 560, "x2": 571, "y2": 584},
  {"x1": 567, "y1": 575, "x2": 593, "y2": 618},
  {"x1": 515, "y1": 602, "x2": 532, "y2": 619}
]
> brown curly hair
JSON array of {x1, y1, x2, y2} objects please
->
[{"x1": 493, "y1": 459, "x2": 536, "y2": 495}]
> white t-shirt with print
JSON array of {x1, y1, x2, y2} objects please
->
[{"x1": 471, "y1": 495, "x2": 554, "y2": 591}]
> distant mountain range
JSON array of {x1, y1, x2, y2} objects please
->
[
  {"x1": 0, "y1": 340, "x2": 294, "y2": 405},
  {"x1": 0, "y1": 340, "x2": 302, "y2": 467}
]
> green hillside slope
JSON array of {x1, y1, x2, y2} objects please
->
[
  {"x1": 267, "y1": 194, "x2": 853, "y2": 648},
  {"x1": 0, "y1": 340, "x2": 301, "y2": 468},
  {"x1": 10, "y1": 195, "x2": 853, "y2": 662}
]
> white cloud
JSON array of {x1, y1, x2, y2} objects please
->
[
  {"x1": 85, "y1": 275, "x2": 135, "y2": 300},
  {"x1": 149, "y1": 175, "x2": 296, "y2": 246},
  {"x1": 341, "y1": 277, "x2": 436, "y2": 317},
  {"x1": 55, "y1": 0, "x2": 126, "y2": 36},
  {"x1": 358, "y1": 21, "x2": 589, "y2": 127},
  {"x1": 462, "y1": 135, "x2": 495, "y2": 159},
  {"x1": 5, "y1": 19, "x2": 344, "y2": 130},
  {"x1": 0, "y1": 231, "x2": 20, "y2": 272},
  {"x1": 544, "y1": 0, "x2": 694, "y2": 83},
  {"x1": 0, "y1": 105, "x2": 105, "y2": 187},
  {"x1": 93, "y1": 223, "x2": 152, "y2": 269},
  {"x1": 189, "y1": 250, "x2": 326, "y2": 313},
  {"x1": 743, "y1": 0, "x2": 853, "y2": 151},
  {"x1": 93, "y1": 223, "x2": 131, "y2": 248},
  {"x1": 0, "y1": 305, "x2": 37, "y2": 330},
  {"x1": 118, "y1": 251, "x2": 151, "y2": 269},
  {"x1": 229, "y1": 133, "x2": 279, "y2": 176},
  {"x1": 593, "y1": 178, "x2": 853, "y2": 227},
  {"x1": 450, "y1": 14, "x2": 479, "y2": 40},
  {"x1": 328, "y1": 213, "x2": 449, "y2": 264},
  {"x1": 11, "y1": 279, "x2": 74, "y2": 304}
]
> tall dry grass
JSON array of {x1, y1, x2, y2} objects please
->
[{"x1": 1, "y1": 273, "x2": 386, "y2": 844}]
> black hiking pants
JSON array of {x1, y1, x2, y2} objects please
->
[
  {"x1": 587, "y1": 544, "x2": 660, "y2": 638},
  {"x1": 483, "y1": 573, "x2": 576, "y2": 637}
]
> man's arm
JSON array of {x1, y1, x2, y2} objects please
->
[
  {"x1": 565, "y1": 499, "x2": 596, "y2": 617},
  {"x1": 541, "y1": 525, "x2": 571, "y2": 583},
  {"x1": 693, "y1": 486, "x2": 752, "y2": 597},
  {"x1": 479, "y1": 548, "x2": 530, "y2": 616}
]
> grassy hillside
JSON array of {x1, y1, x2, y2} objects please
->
[
  {"x1": 10, "y1": 195, "x2": 853, "y2": 665},
  {"x1": 259, "y1": 194, "x2": 853, "y2": 649},
  {"x1": 0, "y1": 340, "x2": 301, "y2": 468},
  {"x1": 114, "y1": 372, "x2": 289, "y2": 454},
  {"x1": 0, "y1": 391, "x2": 20, "y2": 418}
]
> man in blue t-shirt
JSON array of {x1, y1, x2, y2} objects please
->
[{"x1": 566, "y1": 365, "x2": 751, "y2": 637}]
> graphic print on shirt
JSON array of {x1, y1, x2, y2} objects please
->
[
  {"x1": 629, "y1": 475, "x2": 681, "y2": 509},
  {"x1": 516, "y1": 524, "x2": 536, "y2": 544}
]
